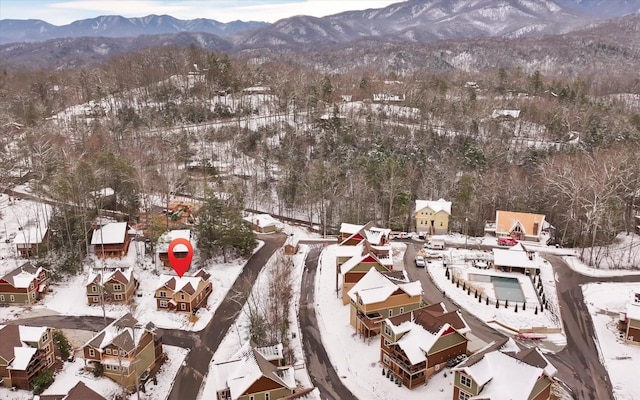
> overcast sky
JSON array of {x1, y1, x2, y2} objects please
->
[{"x1": 0, "y1": 0, "x2": 400, "y2": 25}]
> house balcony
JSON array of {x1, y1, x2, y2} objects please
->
[
  {"x1": 355, "y1": 310, "x2": 385, "y2": 336},
  {"x1": 387, "y1": 352, "x2": 426, "y2": 375}
]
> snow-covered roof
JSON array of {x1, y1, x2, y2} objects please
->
[
  {"x1": 340, "y1": 223, "x2": 363, "y2": 235},
  {"x1": 13, "y1": 226, "x2": 47, "y2": 245},
  {"x1": 157, "y1": 229, "x2": 191, "y2": 253},
  {"x1": 87, "y1": 267, "x2": 134, "y2": 286},
  {"x1": 85, "y1": 313, "x2": 152, "y2": 352},
  {"x1": 492, "y1": 109, "x2": 521, "y2": 119},
  {"x1": 339, "y1": 242, "x2": 393, "y2": 274},
  {"x1": 91, "y1": 222, "x2": 128, "y2": 245},
  {"x1": 0, "y1": 263, "x2": 46, "y2": 288},
  {"x1": 243, "y1": 214, "x2": 282, "y2": 229},
  {"x1": 396, "y1": 323, "x2": 452, "y2": 365},
  {"x1": 156, "y1": 272, "x2": 207, "y2": 294},
  {"x1": 215, "y1": 342, "x2": 294, "y2": 400},
  {"x1": 335, "y1": 244, "x2": 363, "y2": 258},
  {"x1": 458, "y1": 351, "x2": 544, "y2": 399},
  {"x1": 8, "y1": 347, "x2": 38, "y2": 370},
  {"x1": 415, "y1": 199, "x2": 452, "y2": 215},
  {"x1": 626, "y1": 303, "x2": 640, "y2": 321},
  {"x1": 493, "y1": 248, "x2": 539, "y2": 270},
  {"x1": 18, "y1": 326, "x2": 47, "y2": 343},
  {"x1": 348, "y1": 268, "x2": 422, "y2": 304}
]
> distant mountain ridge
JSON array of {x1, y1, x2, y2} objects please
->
[{"x1": 0, "y1": 14, "x2": 268, "y2": 45}]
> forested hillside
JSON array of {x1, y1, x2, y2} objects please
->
[{"x1": 0, "y1": 37, "x2": 638, "y2": 270}]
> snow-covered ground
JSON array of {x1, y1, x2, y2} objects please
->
[
  {"x1": 1, "y1": 238, "x2": 247, "y2": 331},
  {"x1": 198, "y1": 225, "x2": 320, "y2": 399},
  {"x1": 315, "y1": 244, "x2": 466, "y2": 399},
  {"x1": 0, "y1": 345, "x2": 187, "y2": 400},
  {"x1": 582, "y1": 283, "x2": 640, "y2": 400},
  {"x1": 562, "y1": 233, "x2": 640, "y2": 277}
]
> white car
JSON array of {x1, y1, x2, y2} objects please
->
[{"x1": 415, "y1": 255, "x2": 426, "y2": 268}]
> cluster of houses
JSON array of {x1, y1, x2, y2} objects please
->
[{"x1": 334, "y1": 217, "x2": 560, "y2": 399}]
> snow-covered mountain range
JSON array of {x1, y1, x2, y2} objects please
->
[{"x1": 1, "y1": 0, "x2": 638, "y2": 46}]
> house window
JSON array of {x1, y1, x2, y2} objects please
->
[
  {"x1": 533, "y1": 222, "x2": 539, "y2": 235},
  {"x1": 10, "y1": 295, "x2": 15, "y2": 302},
  {"x1": 265, "y1": 394, "x2": 270, "y2": 400},
  {"x1": 31, "y1": 292, "x2": 36, "y2": 299},
  {"x1": 119, "y1": 350, "x2": 126, "y2": 356},
  {"x1": 249, "y1": 396, "x2": 254, "y2": 400},
  {"x1": 388, "y1": 309, "x2": 393, "y2": 317},
  {"x1": 89, "y1": 348, "x2": 95, "y2": 357},
  {"x1": 92, "y1": 296, "x2": 99, "y2": 303},
  {"x1": 399, "y1": 307, "x2": 404, "y2": 315},
  {"x1": 180, "y1": 303, "x2": 187, "y2": 310},
  {"x1": 160, "y1": 291, "x2": 167, "y2": 298},
  {"x1": 180, "y1": 293, "x2": 185, "y2": 300},
  {"x1": 42, "y1": 332, "x2": 49, "y2": 342},
  {"x1": 91, "y1": 285, "x2": 97, "y2": 292},
  {"x1": 160, "y1": 300, "x2": 168, "y2": 308},
  {"x1": 47, "y1": 355, "x2": 53, "y2": 365},
  {"x1": 383, "y1": 325, "x2": 392, "y2": 336},
  {"x1": 0, "y1": 295, "x2": 4, "y2": 301},
  {"x1": 105, "y1": 364, "x2": 111, "y2": 371},
  {"x1": 114, "y1": 294, "x2": 123, "y2": 301},
  {"x1": 106, "y1": 348, "x2": 112, "y2": 355},
  {"x1": 459, "y1": 391, "x2": 470, "y2": 400},
  {"x1": 460, "y1": 374, "x2": 472, "y2": 388},
  {"x1": 113, "y1": 284, "x2": 122, "y2": 292},
  {"x1": 384, "y1": 338, "x2": 391, "y2": 347},
  {"x1": 383, "y1": 354, "x2": 390, "y2": 364}
]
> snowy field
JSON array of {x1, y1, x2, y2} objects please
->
[
  {"x1": 0, "y1": 344, "x2": 187, "y2": 400},
  {"x1": 563, "y1": 233, "x2": 640, "y2": 277},
  {"x1": 582, "y1": 283, "x2": 640, "y2": 400},
  {"x1": 198, "y1": 225, "x2": 320, "y2": 399}
]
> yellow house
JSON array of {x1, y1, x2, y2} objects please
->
[
  {"x1": 348, "y1": 267, "x2": 424, "y2": 338},
  {"x1": 415, "y1": 199, "x2": 452, "y2": 235}
]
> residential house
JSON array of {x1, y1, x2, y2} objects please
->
[
  {"x1": 155, "y1": 269, "x2": 212, "y2": 313},
  {"x1": 452, "y1": 339, "x2": 557, "y2": 400},
  {"x1": 86, "y1": 268, "x2": 138, "y2": 305},
  {"x1": 486, "y1": 210, "x2": 546, "y2": 242},
  {"x1": 380, "y1": 303, "x2": 469, "y2": 389},
  {"x1": 0, "y1": 262, "x2": 49, "y2": 306},
  {"x1": 283, "y1": 235, "x2": 299, "y2": 255},
  {"x1": 213, "y1": 342, "x2": 296, "y2": 400},
  {"x1": 83, "y1": 313, "x2": 163, "y2": 390},
  {"x1": 91, "y1": 222, "x2": 131, "y2": 258},
  {"x1": 415, "y1": 199, "x2": 452, "y2": 236},
  {"x1": 348, "y1": 267, "x2": 424, "y2": 338},
  {"x1": 243, "y1": 214, "x2": 283, "y2": 233},
  {"x1": 338, "y1": 222, "x2": 391, "y2": 247},
  {"x1": 493, "y1": 244, "x2": 539, "y2": 275},
  {"x1": 339, "y1": 240, "x2": 394, "y2": 305},
  {"x1": 38, "y1": 381, "x2": 107, "y2": 400},
  {"x1": 0, "y1": 325, "x2": 56, "y2": 390},
  {"x1": 13, "y1": 226, "x2": 49, "y2": 258},
  {"x1": 619, "y1": 302, "x2": 640, "y2": 345},
  {"x1": 156, "y1": 229, "x2": 192, "y2": 268}
]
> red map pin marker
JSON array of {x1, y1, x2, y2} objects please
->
[{"x1": 168, "y1": 238, "x2": 193, "y2": 278}]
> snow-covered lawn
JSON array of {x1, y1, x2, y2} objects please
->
[
  {"x1": 0, "y1": 345, "x2": 187, "y2": 400},
  {"x1": 582, "y1": 283, "x2": 640, "y2": 400},
  {"x1": 562, "y1": 234, "x2": 640, "y2": 277},
  {"x1": 1, "y1": 238, "x2": 247, "y2": 331},
  {"x1": 198, "y1": 225, "x2": 319, "y2": 399}
]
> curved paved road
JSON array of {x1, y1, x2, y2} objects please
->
[{"x1": 299, "y1": 245, "x2": 358, "y2": 400}]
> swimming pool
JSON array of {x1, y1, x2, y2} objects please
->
[
  {"x1": 469, "y1": 274, "x2": 525, "y2": 302},
  {"x1": 491, "y1": 276, "x2": 524, "y2": 302}
]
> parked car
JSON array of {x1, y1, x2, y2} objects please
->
[
  {"x1": 415, "y1": 255, "x2": 426, "y2": 268},
  {"x1": 546, "y1": 237, "x2": 562, "y2": 247},
  {"x1": 498, "y1": 237, "x2": 517, "y2": 246}
]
